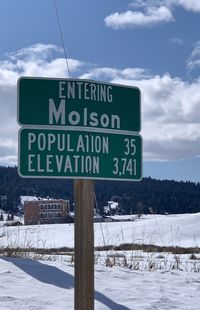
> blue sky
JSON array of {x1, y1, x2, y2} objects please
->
[{"x1": 0, "y1": 0, "x2": 200, "y2": 182}]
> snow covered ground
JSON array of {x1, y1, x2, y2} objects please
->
[
  {"x1": 1, "y1": 212, "x2": 200, "y2": 249},
  {"x1": 1, "y1": 256, "x2": 200, "y2": 310},
  {"x1": 0, "y1": 213, "x2": 200, "y2": 309}
]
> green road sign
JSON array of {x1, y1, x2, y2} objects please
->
[
  {"x1": 17, "y1": 77, "x2": 141, "y2": 133},
  {"x1": 18, "y1": 128, "x2": 142, "y2": 181}
]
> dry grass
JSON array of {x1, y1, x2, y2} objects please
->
[
  {"x1": 1, "y1": 243, "x2": 200, "y2": 272},
  {"x1": 1, "y1": 243, "x2": 200, "y2": 257}
]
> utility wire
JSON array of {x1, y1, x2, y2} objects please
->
[{"x1": 53, "y1": 0, "x2": 71, "y2": 78}]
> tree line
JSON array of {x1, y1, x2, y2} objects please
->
[{"x1": 0, "y1": 166, "x2": 200, "y2": 215}]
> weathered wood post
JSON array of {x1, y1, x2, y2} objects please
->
[{"x1": 74, "y1": 179, "x2": 94, "y2": 310}]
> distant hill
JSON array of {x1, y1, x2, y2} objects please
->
[{"x1": 0, "y1": 166, "x2": 200, "y2": 214}]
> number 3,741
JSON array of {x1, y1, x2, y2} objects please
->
[{"x1": 113, "y1": 158, "x2": 137, "y2": 176}]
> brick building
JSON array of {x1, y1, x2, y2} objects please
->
[{"x1": 24, "y1": 199, "x2": 72, "y2": 225}]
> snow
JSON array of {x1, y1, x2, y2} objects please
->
[
  {"x1": 0, "y1": 213, "x2": 200, "y2": 309},
  {"x1": 0, "y1": 257, "x2": 200, "y2": 309},
  {"x1": 20, "y1": 195, "x2": 39, "y2": 204},
  {"x1": 1, "y1": 213, "x2": 200, "y2": 249}
]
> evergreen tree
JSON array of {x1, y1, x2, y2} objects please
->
[
  {"x1": 7, "y1": 214, "x2": 11, "y2": 221},
  {"x1": 0, "y1": 166, "x2": 200, "y2": 215}
]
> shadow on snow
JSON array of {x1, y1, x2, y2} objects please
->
[{"x1": 1, "y1": 256, "x2": 129, "y2": 310}]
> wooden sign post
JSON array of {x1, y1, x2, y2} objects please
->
[{"x1": 74, "y1": 179, "x2": 94, "y2": 310}]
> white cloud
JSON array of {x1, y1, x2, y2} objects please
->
[
  {"x1": 186, "y1": 41, "x2": 200, "y2": 73},
  {"x1": 170, "y1": 38, "x2": 184, "y2": 45},
  {"x1": 104, "y1": 6, "x2": 174, "y2": 29},
  {"x1": 83, "y1": 68, "x2": 200, "y2": 161},
  {"x1": 176, "y1": 0, "x2": 200, "y2": 12},
  {"x1": 0, "y1": 43, "x2": 200, "y2": 164},
  {"x1": 0, "y1": 86, "x2": 18, "y2": 164},
  {"x1": 105, "y1": 0, "x2": 200, "y2": 30},
  {"x1": 129, "y1": 1, "x2": 167, "y2": 9},
  {"x1": 0, "y1": 43, "x2": 86, "y2": 165},
  {"x1": 0, "y1": 43, "x2": 85, "y2": 87},
  {"x1": 130, "y1": 0, "x2": 200, "y2": 12},
  {"x1": 190, "y1": 42, "x2": 200, "y2": 59},
  {"x1": 80, "y1": 67, "x2": 152, "y2": 81},
  {"x1": 8, "y1": 43, "x2": 62, "y2": 61}
]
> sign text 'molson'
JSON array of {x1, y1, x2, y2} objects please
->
[
  {"x1": 19, "y1": 128, "x2": 142, "y2": 181},
  {"x1": 18, "y1": 77, "x2": 141, "y2": 133}
]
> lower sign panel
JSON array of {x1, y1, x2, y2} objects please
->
[{"x1": 18, "y1": 128, "x2": 142, "y2": 181}]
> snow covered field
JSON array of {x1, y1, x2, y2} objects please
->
[
  {"x1": 1, "y1": 257, "x2": 200, "y2": 310},
  {"x1": 1, "y1": 212, "x2": 200, "y2": 249},
  {"x1": 0, "y1": 213, "x2": 200, "y2": 309}
]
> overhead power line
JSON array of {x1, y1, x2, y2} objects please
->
[{"x1": 53, "y1": 0, "x2": 71, "y2": 78}]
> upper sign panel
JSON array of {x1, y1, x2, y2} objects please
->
[{"x1": 17, "y1": 77, "x2": 141, "y2": 133}]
